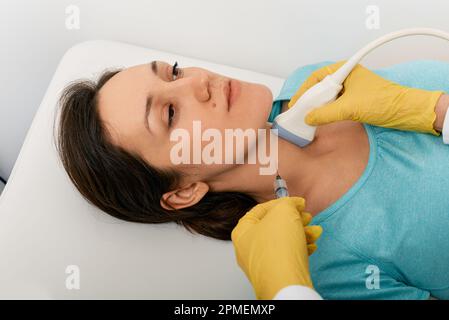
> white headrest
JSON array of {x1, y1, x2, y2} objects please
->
[{"x1": 0, "y1": 40, "x2": 284, "y2": 299}]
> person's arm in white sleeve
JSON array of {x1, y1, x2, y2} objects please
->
[
  {"x1": 273, "y1": 285, "x2": 322, "y2": 300},
  {"x1": 434, "y1": 94, "x2": 449, "y2": 144}
]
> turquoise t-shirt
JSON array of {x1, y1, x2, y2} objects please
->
[{"x1": 270, "y1": 60, "x2": 449, "y2": 300}]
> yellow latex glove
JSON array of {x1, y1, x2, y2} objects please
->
[
  {"x1": 231, "y1": 197, "x2": 322, "y2": 300},
  {"x1": 288, "y1": 61, "x2": 444, "y2": 135}
]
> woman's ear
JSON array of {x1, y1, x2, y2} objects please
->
[{"x1": 160, "y1": 181, "x2": 209, "y2": 210}]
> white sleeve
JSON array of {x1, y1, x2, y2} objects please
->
[
  {"x1": 273, "y1": 285, "x2": 323, "y2": 300},
  {"x1": 442, "y1": 104, "x2": 449, "y2": 144}
]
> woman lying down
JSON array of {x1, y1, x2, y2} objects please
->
[{"x1": 55, "y1": 59, "x2": 449, "y2": 300}]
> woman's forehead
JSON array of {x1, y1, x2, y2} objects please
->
[{"x1": 99, "y1": 65, "x2": 152, "y2": 103}]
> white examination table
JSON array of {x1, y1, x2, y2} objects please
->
[{"x1": 0, "y1": 40, "x2": 285, "y2": 299}]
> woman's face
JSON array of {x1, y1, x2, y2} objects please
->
[{"x1": 97, "y1": 60, "x2": 273, "y2": 190}]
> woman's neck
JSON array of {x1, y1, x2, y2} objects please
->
[
  {"x1": 208, "y1": 125, "x2": 335, "y2": 211},
  {"x1": 276, "y1": 127, "x2": 334, "y2": 202}
]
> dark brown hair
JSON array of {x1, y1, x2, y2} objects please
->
[{"x1": 53, "y1": 69, "x2": 257, "y2": 241}]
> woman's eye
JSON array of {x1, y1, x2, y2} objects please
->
[
  {"x1": 167, "y1": 61, "x2": 180, "y2": 127},
  {"x1": 168, "y1": 104, "x2": 175, "y2": 127},
  {"x1": 172, "y1": 61, "x2": 182, "y2": 80}
]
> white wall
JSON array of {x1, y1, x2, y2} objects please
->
[{"x1": 1, "y1": 0, "x2": 448, "y2": 183}]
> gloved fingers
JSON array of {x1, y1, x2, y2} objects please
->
[
  {"x1": 232, "y1": 197, "x2": 304, "y2": 240},
  {"x1": 307, "y1": 243, "x2": 318, "y2": 256},
  {"x1": 240, "y1": 198, "x2": 280, "y2": 222},
  {"x1": 231, "y1": 202, "x2": 268, "y2": 242},
  {"x1": 287, "y1": 72, "x2": 330, "y2": 108},
  {"x1": 287, "y1": 196, "x2": 307, "y2": 213},
  {"x1": 231, "y1": 201, "x2": 272, "y2": 242},
  {"x1": 259, "y1": 197, "x2": 305, "y2": 218},
  {"x1": 304, "y1": 225, "x2": 323, "y2": 244},
  {"x1": 311, "y1": 60, "x2": 347, "y2": 84},
  {"x1": 321, "y1": 60, "x2": 347, "y2": 76},
  {"x1": 300, "y1": 211, "x2": 312, "y2": 226},
  {"x1": 266, "y1": 197, "x2": 306, "y2": 224},
  {"x1": 309, "y1": 60, "x2": 348, "y2": 85},
  {"x1": 287, "y1": 61, "x2": 347, "y2": 109},
  {"x1": 288, "y1": 82, "x2": 315, "y2": 109},
  {"x1": 304, "y1": 96, "x2": 350, "y2": 126}
]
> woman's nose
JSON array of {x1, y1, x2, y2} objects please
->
[{"x1": 175, "y1": 71, "x2": 210, "y2": 101}]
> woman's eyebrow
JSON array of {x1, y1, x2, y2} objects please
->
[
  {"x1": 151, "y1": 60, "x2": 158, "y2": 76},
  {"x1": 151, "y1": 60, "x2": 168, "y2": 79},
  {"x1": 145, "y1": 61, "x2": 169, "y2": 135},
  {"x1": 144, "y1": 61, "x2": 160, "y2": 135}
]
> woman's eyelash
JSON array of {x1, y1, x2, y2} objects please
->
[
  {"x1": 168, "y1": 104, "x2": 175, "y2": 127},
  {"x1": 172, "y1": 61, "x2": 181, "y2": 80},
  {"x1": 168, "y1": 62, "x2": 181, "y2": 127}
]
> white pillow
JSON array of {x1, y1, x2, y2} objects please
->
[{"x1": 0, "y1": 40, "x2": 285, "y2": 299}]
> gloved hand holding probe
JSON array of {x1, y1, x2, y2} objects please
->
[{"x1": 290, "y1": 61, "x2": 447, "y2": 135}]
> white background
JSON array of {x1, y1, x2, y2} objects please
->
[{"x1": 1, "y1": 0, "x2": 449, "y2": 189}]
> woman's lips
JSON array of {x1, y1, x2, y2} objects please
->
[{"x1": 225, "y1": 80, "x2": 231, "y2": 111}]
